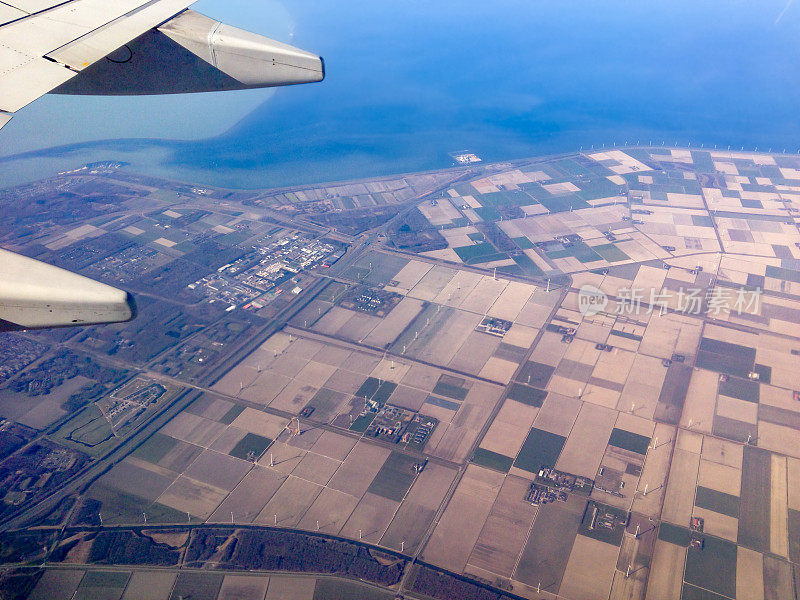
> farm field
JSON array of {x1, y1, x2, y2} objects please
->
[
  {"x1": 24, "y1": 569, "x2": 395, "y2": 600},
  {"x1": 10, "y1": 148, "x2": 800, "y2": 600}
]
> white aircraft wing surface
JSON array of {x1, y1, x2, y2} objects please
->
[
  {"x1": 0, "y1": 0, "x2": 324, "y2": 129},
  {"x1": 0, "y1": 0, "x2": 324, "y2": 330}
]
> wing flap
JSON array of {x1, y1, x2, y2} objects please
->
[
  {"x1": 0, "y1": 53, "x2": 74, "y2": 112},
  {"x1": 2, "y1": 1, "x2": 65, "y2": 13},
  {"x1": 0, "y1": 0, "x2": 184, "y2": 111},
  {"x1": 0, "y1": 1, "x2": 323, "y2": 109},
  {"x1": 0, "y1": 0, "x2": 152, "y2": 56},
  {"x1": 47, "y1": 0, "x2": 193, "y2": 70},
  {"x1": 0, "y1": 4, "x2": 26, "y2": 25}
]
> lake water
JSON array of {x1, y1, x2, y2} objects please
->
[{"x1": 2, "y1": 0, "x2": 800, "y2": 189}]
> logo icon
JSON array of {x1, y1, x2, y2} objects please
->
[{"x1": 578, "y1": 285, "x2": 608, "y2": 317}]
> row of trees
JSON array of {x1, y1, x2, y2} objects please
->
[{"x1": 186, "y1": 528, "x2": 406, "y2": 586}]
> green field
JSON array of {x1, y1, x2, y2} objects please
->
[
  {"x1": 575, "y1": 178, "x2": 622, "y2": 201},
  {"x1": 147, "y1": 502, "x2": 196, "y2": 525},
  {"x1": 513, "y1": 236, "x2": 536, "y2": 249},
  {"x1": 550, "y1": 159, "x2": 595, "y2": 177},
  {"x1": 305, "y1": 388, "x2": 347, "y2": 420},
  {"x1": 474, "y1": 206, "x2": 502, "y2": 221},
  {"x1": 355, "y1": 377, "x2": 382, "y2": 400},
  {"x1": 712, "y1": 415, "x2": 756, "y2": 444},
  {"x1": 291, "y1": 299, "x2": 334, "y2": 329},
  {"x1": 366, "y1": 451, "x2": 419, "y2": 501},
  {"x1": 690, "y1": 151, "x2": 716, "y2": 172},
  {"x1": 131, "y1": 433, "x2": 178, "y2": 464},
  {"x1": 217, "y1": 230, "x2": 252, "y2": 246},
  {"x1": 708, "y1": 208, "x2": 782, "y2": 222},
  {"x1": 537, "y1": 194, "x2": 590, "y2": 214},
  {"x1": 610, "y1": 330, "x2": 643, "y2": 342},
  {"x1": 696, "y1": 338, "x2": 756, "y2": 378},
  {"x1": 518, "y1": 362, "x2": 556, "y2": 388},
  {"x1": 229, "y1": 433, "x2": 272, "y2": 461},
  {"x1": 169, "y1": 572, "x2": 224, "y2": 600},
  {"x1": 506, "y1": 383, "x2": 548, "y2": 407},
  {"x1": 718, "y1": 377, "x2": 759, "y2": 403},
  {"x1": 318, "y1": 281, "x2": 352, "y2": 303},
  {"x1": 342, "y1": 251, "x2": 408, "y2": 286},
  {"x1": 355, "y1": 378, "x2": 397, "y2": 406},
  {"x1": 466, "y1": 251, "x2": 509, "y2": 265},
  {"x1": 479, "y1": 190, "x2": 534, "y2": 207},
  {"x1": 76, "y1": 571, "x2": 130, "y2": 595},
  {"x1": 471, "y1": 448, "x2": 514, "y2": 472},
  {"x1": 592, "y1": 243, "x2": 630, "y2": 263},
  {"x1": 766, "y1": 265, "x2": 800, "y2": 284},
  {"x1": 655, "y1": 364, "x2": 693, "y2": 426},
  {"x1": 350, "y1": 413, "x2": 376, "y2": 433},
  {"x1": 49, "y1": 406, "x2": 116, "y2": 456},
  {"x1": 86, "y1": 485, "x2": 151, "y2": 525},
  {"x1": 738, "y1": 446, "x2": 771, "y2": 553},
  {"x1": 753, "y1": 364, "x2": 772, "y2": 384},
  {"x1": 432, "y1": 380, "x2": 468, "y2": 401},
  {"x1": 219, "y1": 404, "x2": 245, "y2": 425},
  {"x1": 513, "y1": 428, "x2": 566, "y2": 474},
  {"x1": 692, "y1": 215, "x2": 714, "y2": 227},
  {"x1": 681, "y1": 583, "x2": 728, "y2": 600},
  {"x1": 684, "y1": 535, "x2": 737, "y2": 598},
  {"x1": 508, "y1": 254, "x2": 544, "y2": 277},
  {"x1": 608, "y1": 428, "x2": 650, "y2": 455},
  {"x1": 695, "y1": 486, "x2": 739, "y2": 519},
  {"x1": 514, "y1": 495, "x2": 583, "y2": 590},
  {"x1": 372, "y1": 381, "x2": 398, "y2": 405},
  {"x1": 657, "y1": 522, "x2": 690, "y2": 546},
  {"x1": 545, "y1": 240, "x2": 602, "y2": 263},
  {"x1": 453, "y1": 242, "x2": 497, "y2": 262},
  {"x1": 789, "y1": 509, "x2": 800, "y2": 563},
  {"x1": 741, "y1": 198, "x2": 764, "y2": 209},
  {"x1": 314, "y1": 578, "x2": 393, "y2": 600},
  {"x1": 700, "y1": 338, "x2": 756, "y2": 360},
  {"x1": 425, "y1": 396, "x2": 460, "y2": 411}
]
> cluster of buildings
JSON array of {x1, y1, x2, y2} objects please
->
[{"x1": 188, "y1": 233, "x2": 342, "y2": 310}]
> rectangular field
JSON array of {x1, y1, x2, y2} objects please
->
[
  {"x1": 513, "y1": 495, "x2": 584, "y2": 592},
  {"x1": 739, "y1": 446, "x2": 772, "y2": 553},
  {"x1": 366, "y1": 451, "x2": 419, "y2": 502},
  {"x1": 423, "y1": 465, "x2": 505, "y2": 572},
  {"x1": 513, "y1": 427, "x2": 566, "y2": 474}
]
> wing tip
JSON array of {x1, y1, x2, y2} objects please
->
[{"x1": 124, "y1": 291, "x2": 137, "y2": 323}]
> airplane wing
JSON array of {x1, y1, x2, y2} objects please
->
[
  {"x1": 0, "y1": 0, "x2": 324, "y2": 127},
  {"x1": 0, "y1": 0, "x2": 325, "y2": 331}
]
